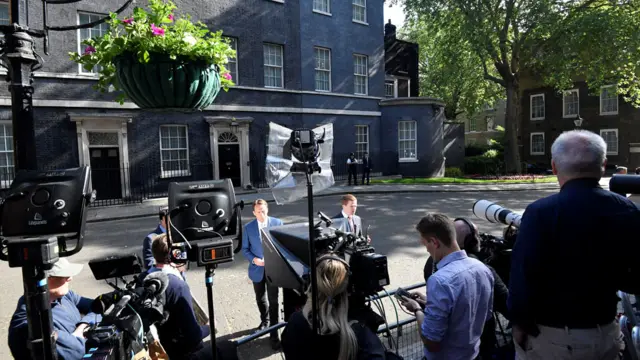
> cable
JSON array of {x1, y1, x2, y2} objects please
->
[{"x1": 382, "y1": 288, "x2": 401, "y2": 352}]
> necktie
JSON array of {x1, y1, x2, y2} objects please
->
[{"x1": 348, "y1": 216, "x2": 354, "y2": 232}]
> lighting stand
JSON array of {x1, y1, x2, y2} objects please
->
[
  {"x1": 3, "y1": 236, "x2": 60, "y2": 360},
  {"x1": 305, "y1": 163, "x2": 320, "y2": 335},
  {"x1": 205, "y1": 264, "x2": 218, "y2": 360}
]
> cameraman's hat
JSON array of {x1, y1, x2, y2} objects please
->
[{"x1": 47, "y1": 258, "x2": 83, "y2": 278}]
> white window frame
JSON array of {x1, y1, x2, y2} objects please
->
[
  {"x1": 313, "y1": 0, "x2": 331, "y2": 15},
  {"x1": 352, "y1": 0, "x2": 367, "y2": 24},
  {"x1": 0, "y1": 1, "x2": 9, "y2": 26},
  {"x1": 353, "y1": 54, "x2": 368, "y2": 95},
  {"x1": 384, "y1": 80, "x2": 395, "y2": 97},
  {"x1": 159, "y1": 125, "x2": 191, "y2": 178},
  {"x1": 314, "y1": 47, "x2": 331, "y2": 92},
  {"x1": 600, "y1": 85, "x2": 619, "y2": 115},
  {"x1": 224, "y1": 36, "x2": 238, "y2": 85},
  {"x1": 263, "y1": 43, "x2": 284, "y2": 89},
  {"x1": 530, "y1": 132, "x2": 545, "y2": 155},
  {"x1": 355, "y1": 125, "x2": 369, "y2": 159},
  {"x1": 0, "y1": 121, "x2": 14, "y2": 188},
  {"x1": 530, "y1": 94, "x2": 545, "y2": 121},
  {"x1": 385, "y1": 76, "x2": 411, "y2": 98},
  {"x1": 562, "y1": 89, "x2": 579, "y2": 118},
  {"x1": 77, "y1": 11, "x2": 110, "y2": 75},
  {"x1": 468, "y1": 118, "x2": 477, "y2": 132},
  {"x1": 398, "y1": 121, "x2": 417, "y2": 161},
  {"x1": 600, "y1": 128, "x2": 619, "y2": 155}
]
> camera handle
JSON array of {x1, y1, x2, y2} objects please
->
[{"x1": 205, "y1": 264, "x2": 218, "y2": 360}]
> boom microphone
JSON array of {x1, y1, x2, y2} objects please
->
[{"x1": 472, "y1": 200, "x2": 522, "y2": 228}]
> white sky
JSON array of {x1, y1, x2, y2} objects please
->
[{"x1": 383, "y1": 2, "x2": 406, "y2": 29}]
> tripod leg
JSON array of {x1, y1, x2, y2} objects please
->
[
  {"x1": 206, "y1": 265, "x2": 217, "y2": 360},
  {"x1": 22, "y1": 265, "x2": 57, "y2": 360}
]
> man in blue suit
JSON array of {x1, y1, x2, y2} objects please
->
[{"x1": 241, "y1": 198, "x2": 283, "y2": 349}]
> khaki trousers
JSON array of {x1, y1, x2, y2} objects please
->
[{"x1": 515, "y1": 321, "x2": 624, "y2": 360}]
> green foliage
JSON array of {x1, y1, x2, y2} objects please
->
[
  {"x1": 444, "y1": 167, "x2": 463, "y2": 177},
  {"x1": 69, "y1": 0, "x2": 236, "y2": 104},
  {"x1": 465, "y1": 143, "x2": 489, "y2": 157},
  {"x1": 463, "y1": 155, "x2": 503, "y2": 175},
  {"x1": 400, "y1": 11, "x2": 503, "y2": 120},
  {"x1": 483, "y1": 149, "x2": 499, "y2": 158},
  {"x1": 392, "y1": 0, "x2": 640, "y2": 172}
]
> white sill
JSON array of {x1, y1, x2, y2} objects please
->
[
  {"x1": 600, "y1": 111, "x2": 619, "y2": 116},
  {"x1": 354, "y1": 92, "x2": 368, "y2": 96},
  {"x1": 352, "y1": 20, "x2": 369, "y2": 26},
  {"x1": 563, "y1": 114, "x2": 578, "y2": 119},
  {"x1": 270, "y1": 0, "x2": 284, "y2": 3},
  {"x1": 264, "y1": 85, "x2": 284, "y2": 89},
  {"x1": 160, "y1": 171, "x2": 192, "y2": 179},
  {"x1": 398, "y1": 158, "x2": 419, "y2": 163},
  {"x1": 313, "y1": 10, "x2": 332, "y2": 17},
  {"x1": 607, "y1": 152, "x2": 619, "y2": 156},
  {"x1": 530, "y1": 117, "x2": 545, "y2": 121},
  {"x1": 315, "y1": 89, "x2": 331, "y2": 93}
]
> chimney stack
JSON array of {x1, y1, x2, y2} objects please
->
[{"x1": 385, "y1": 19, "x2": 396, "y2": 41}]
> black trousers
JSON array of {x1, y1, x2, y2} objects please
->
[
  {"x1": 362, "y1": 168, "x2": 371, "y2": 184},
  {"x1": 348, "y1": 166, "x2": 358, "y2": 185},
  {"x1": 253, "y1": 275, "x2": 279, "y2": 329}
]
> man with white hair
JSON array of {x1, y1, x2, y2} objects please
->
[{"x1": 508, "y1": 130, "x2": 640, "y2": 359}]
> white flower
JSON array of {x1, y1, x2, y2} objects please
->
[{"x1": 183, "y1": 33, "x2": 197, "y2": 46}]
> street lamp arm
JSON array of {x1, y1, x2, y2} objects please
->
[{"x1": 45, "y1": 0, "x2": 136, "y2": 31}]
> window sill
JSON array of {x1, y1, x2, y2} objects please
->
[
  {"x1": 354, "y1": 92, "x2": 368, "y2": 96},
  {"x1": 563, "y1": 114, "x2": 578, "y2": 119},
  {"x1": 530, "y1": 153, "x2": 545, "y2": 156},
  {"x1": 315, "y1": 89, "x2": 331, "y2": 93},
  {"x1": 264, "y1": 85, "x2": 284, "y2": 89},
  {"x1": 530, "y1": 117, "x2": 545, "y2": 121},
  {"x1": 269, "y1": 0, "x2": 284, "y2": 3},
  {"x1": 313, "y1": 10, "x2": 332, "y2": 17},
  {"x1": 398, "y1": 158, "x2": 418, "y2": 163},
  {"x1": 352, "y1": 20, "x2": 369, "y2": 26},
  {"x1": 160, "y1": 171, "x2": 192, "y2": 179},
  {"x1": 606, "y1": 152, "x2": 619, "y2": 156},
  {"x1": 600, "y1": 111, "x2": 619, "y2": 116}
]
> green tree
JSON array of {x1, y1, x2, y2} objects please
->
[
  {"x1": 392, "y1": 0, "x2": 640, "y2": 173},
  {"x1": 401, "y1": 10, "x2": 503, "y2": 120}
]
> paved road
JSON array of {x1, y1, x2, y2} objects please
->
[{"x1": 0, "y1": 190, "x2": 557, "y2": 359}]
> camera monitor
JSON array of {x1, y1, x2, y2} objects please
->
[
  {"x1": 1, "y1": 166, "x2": 92, "y2": 240},
  {"x1": 89, "y1": 253, "x2": 143, "y2": 281},
  {"x1": 168, "y1": 179, "x2": 237, "y2": 242}
]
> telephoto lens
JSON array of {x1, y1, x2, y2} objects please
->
[{"x1": 472, "y1": 200, "x2": 522, "y2": 228}]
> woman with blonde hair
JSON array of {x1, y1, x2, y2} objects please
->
[{"x1": 281, "y1": 253, "x2": 386, "y2": 360}]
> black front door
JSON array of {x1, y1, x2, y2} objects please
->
[
  {"x1": 89, "y1": 147, "x2": 122, "y2": 200},
  {"x1": 218, "y1": 144, "x2": 241, "y2": 187}
]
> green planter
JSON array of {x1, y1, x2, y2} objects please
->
[{"x1": 114, "y1": 52, "x2": 221, "y2": 110}]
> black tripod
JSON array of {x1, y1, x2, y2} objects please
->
[
  {"x1": 205, "y1": 264, "x2": 218, "y2": 360},
  {"x1": 2, "y1": 236, "x2": 61, "y2": 360}
]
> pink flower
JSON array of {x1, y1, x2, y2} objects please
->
[
  {"x1": 83, "y1": 46, "x2": 96, "y2": 55},
  {"x1": 223, "y1": 73, "x2": 232, "y2": 81},
  {"x1": 123, "y1": 18, "x2": 133, "y2": 25},
  {"x1": 150, "y1": 24, "x2": 165, "y2": 36},
  {"x1": 168, "y1": 14, "x2": 174, "y2": 21}
]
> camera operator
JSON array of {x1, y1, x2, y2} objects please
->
[
  {"x1": 422, "y1": 217, "x2": 510, "y2": 359},
  {"x1": 399, "y1": 213, "x2": 494, "y2": 360},
  {"x1": 509, "y1": 130, "x2": 640, "y2": 359},
  {"x1": 281, "y1": 254, "x2": 386, "y2": 360},
  {"x1": 143, "y1": 233, "x2": 210, "y2": 360},
  {"x1": 8, "y1": 258, "x2": 102, "y2": 360},
  {"x1": 142, "y1": 206, "x2": 168, "y2": 270}
]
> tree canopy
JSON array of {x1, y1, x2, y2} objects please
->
[
  {"x1": 391, "y1": 0, "x2": 640, "y2": 172},
  {"x1": 400, "y1": 10, "x2": 503, "y2": 120}
]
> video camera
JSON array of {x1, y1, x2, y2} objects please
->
[{"x1": 83, "y1": 253, "x2": 168, "y2": 359}]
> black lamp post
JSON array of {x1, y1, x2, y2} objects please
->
[{"x1": 0, "y1": 0, "x2": 134, "y2": 172}]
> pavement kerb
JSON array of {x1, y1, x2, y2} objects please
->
[{"x1": 86, "y1": 183, "x2": 577, "y2": 224}]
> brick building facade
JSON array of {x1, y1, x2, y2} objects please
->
[{"x1": 0, "y1": 0, "x2": 447, "y2": 204}]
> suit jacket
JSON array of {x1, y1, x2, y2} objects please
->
[
  {"x1": 332, "y1": 212, "x2": 363, "y2": 237},
  {"x1": 362, "y1": 157, "x2": 372, "y2": 170},
  {"x1": 241, "y1": 216, "x2": 284, "y2": 283}
]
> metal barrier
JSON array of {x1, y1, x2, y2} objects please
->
[{"x1": 231, "y1": 282, "x2": 512, "y2": 359}]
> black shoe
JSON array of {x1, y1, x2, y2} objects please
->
[
  {"x1": 256, "y1": 321, "x2": 268, "y2": 332},
  {"x1": 270, "y1": 335, "x2": 282, "y2": 350}
]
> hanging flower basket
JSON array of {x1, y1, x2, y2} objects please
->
[
  {"x1": 114, "y1": 52, "x2": 221, "y2": 109},
  {"x1": 69, "y1": 0, "x2": 235, "y2": 110}
]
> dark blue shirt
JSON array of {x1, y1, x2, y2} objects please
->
[
  {"x1": 143, "y1": 268, "x2": 209, "y2": 358},
  {"x1": 8, "y1": 291, "x2": 101, "y2": 360},
  {"x1": 508, "y1": 178, "x2": 640, "y2": 330}
]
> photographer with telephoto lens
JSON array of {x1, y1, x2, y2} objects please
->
[
  {"x1": 281, "y1": 254, "x2": 386, "y2": 360},
  {"x1": 509, "y1": 130, "x2": 640, "y2": 359}
]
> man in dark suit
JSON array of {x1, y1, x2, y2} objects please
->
[
  {"x1": 509, "y1": 130, "x2": 640, "y2": 359},
  {"x1": 143, "y1": 206, "x2": 168, "y2": 270},
  {"x1": 362, "y1": 152, "x2": 372, "y2": 185},
  {"x1": 241, "y1": 199, "x2": 284, "y2": 349}
]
